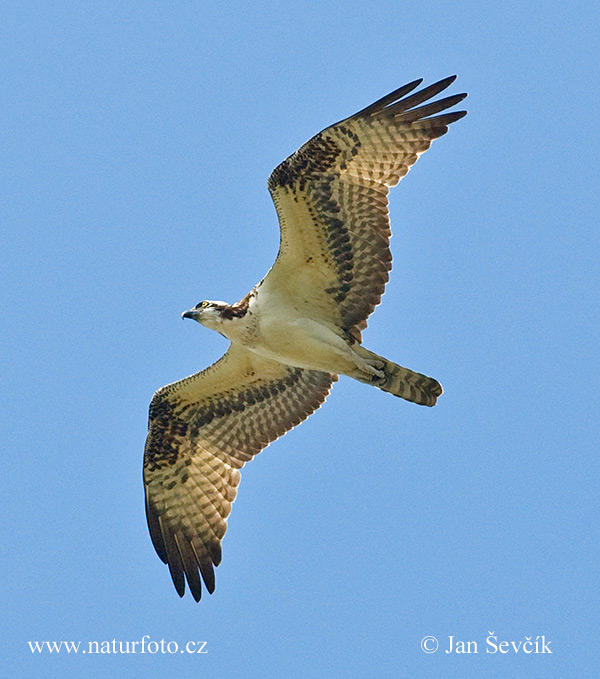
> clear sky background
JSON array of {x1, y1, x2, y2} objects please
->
[{"x1": 3, "y1": 2, "x2": 598, "y2": 678}]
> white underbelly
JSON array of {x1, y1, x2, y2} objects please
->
[{"x1": 247, "y1": 315, "x2": 354, "y2": 374}]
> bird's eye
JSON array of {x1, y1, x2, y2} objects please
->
[{"x1": 194, "y1": 301, "x2": 207, "y2": 310}]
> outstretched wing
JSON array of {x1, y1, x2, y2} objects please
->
[
  {"x1": 264, "y1": 76, "x2": 467, "y2": 342},
  {"x1": 143, "y1": 343, "x2": 336, "y2": 601}
]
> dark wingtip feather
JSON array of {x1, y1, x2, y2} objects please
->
[
  {"x1": 188, "y1": 580, "x2": 202, "y2": 603},
  {"x1": 145, "y1": 494, "x2": 168, "y2": 563},
  {"x1": 424, "y1": 109, "x2": 468, "y2": 129},
  {"x1": 446, "y1": 109, "x2": 468, "y2": 123},
  {"x1": 158, "y1": 517, "x2": 186, "y2": 597},
  {"x1": 211, "y1": 541, "x2": 222, "y2": 566},
  {"x1": 437, "y1": 74, "x2": 458, "y2": 88},
  {"x1": 404, "y1": 109, "x2": 468, "y2": 143},
  {"x1": 200, "y1": 561, "x2": 216, "y2": 594},
  {"x1": 169, "y1": 563, "x2": 186, "y2": 598},
  {"x1": 399, "y1": 92, "x2": 468, "y2": 122},
  {"x1": 389, "y1": 76, "x2": 459, "y2": 113},
  {"x1": 177, "y1": 536, "x2": 203, "y2": 603},
  {"x1": 353, "y1": 78, "x2": 424, "y2": 117}
]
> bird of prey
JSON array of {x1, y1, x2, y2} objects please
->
[{"x1": 144, "y1": 76, "x2": 467, "y2": 601}]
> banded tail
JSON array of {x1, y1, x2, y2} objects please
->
[{"x1": 352, "y1": 347, "x2": 443, "y2": 407}]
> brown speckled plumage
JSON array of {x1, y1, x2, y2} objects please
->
[{"x1": 144, "y1": 76, "x2": 467, "y2": 601}]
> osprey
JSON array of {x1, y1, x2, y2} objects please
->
[{"x1": 144, "y1": 76, "x2": 467, "y2": 601}]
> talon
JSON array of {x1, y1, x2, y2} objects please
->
[{"x1": 364, "y1": 365, "x2": 385, "y2": 379}]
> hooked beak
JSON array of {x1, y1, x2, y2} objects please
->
[{"x1": 182, "y1": 308, "x2": 200, "y2": 321}]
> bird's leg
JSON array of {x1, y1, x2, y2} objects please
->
[
  {"x1": 351, "y1": 354, "x2": 385, "y2": 381},
  {"x1": 346, "y1": 344, "x2": 389, "y2": 383}
]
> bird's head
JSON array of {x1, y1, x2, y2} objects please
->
[{"x1": 182, "y1": 300, "x2": 229, "y2": 330}]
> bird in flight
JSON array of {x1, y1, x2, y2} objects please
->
[{"x1": 144, "y1": 76, "x2": 467, "y2": 601}]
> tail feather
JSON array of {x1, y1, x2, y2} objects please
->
[
  {"x1": 352, "y1": 347, "x2": 442, "y2": 406},
  {"x1": 377, "y1": 359, "x2": 442, "y2": 406}
]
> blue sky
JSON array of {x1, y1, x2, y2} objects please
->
[{"x1": 3, "y1": 1, "x2": 598, "y2": 677}]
